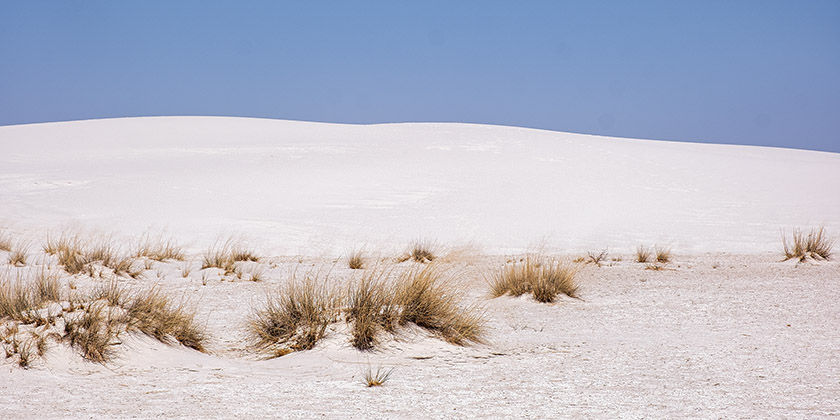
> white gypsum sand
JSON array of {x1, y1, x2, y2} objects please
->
[
  {"x1": 0, "y1": 117, "x2": 838, "y2": 419},
  {"x1": 1, "y1": 116, "x2": 838, "y2": 253}
]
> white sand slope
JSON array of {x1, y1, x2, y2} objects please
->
[
  {"x1": 2, "y1": 116, "x2": 838, "y2": 254},
  {"x1": 1, "y1": 117, "x2": 839, "y2": 419}
]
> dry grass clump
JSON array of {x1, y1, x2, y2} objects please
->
[
  {"x1": 655, "y1": 246, "x2": 671, "y2": 263},
  {"x1": 490, "y1": 256, "x2": 579, "y2": 303},
  {"x1": 636, "y1": 245, "x2": 652, "y2": 263},
  {"x1": 2, "y1": 269, "x2": 207, "y2": 366},
  {"x1": 64, "y1": 302, "x2": 122, "y2": 363},
  {"x1": 46, "y1": 233, "x2": 140, "y2": 278},
  {"x1": 346, "y1": 270, "x2": 399, "y2": 350},
  {"x1": 363, "y1": 364, "x2": 394, "y2": 387},
  {"x1": 401, "y1": 240, "x2": 435, "y2": 263},
  {"x1": 201, "y1": 239, "x2": 260, "y2": 274},
  {"x1": 645, "y1": 263, "x2": 665, "y2": 271},
  {"x1": 0, "y1": 270, "x2": 61, "y2": 322},
  {"x1": 348, "y1": 250, "x2": 365, "y2": 270},
  {"x1": 7, "y1": 242, "x2": 29, "y2": 267},
  {"x1": 345, "y1": 265, "x2": 484, "y2": 350},
  {"x1": 0, "y1": 228, "x2": 12, "y2": 252},
  {"x1": 248, "y1": 277, "x2": 340, "y2": 356},
  {"x1": 635, "y1": 245, "x2": 670, "y2": 264},
  {"x1": 393, "y1": 265, "x2": 484, "y2": 345},
  {"x1": 91, "y1": 279, "x2": 128, "y2": 307},
  {"x1": 783, "y1": 227, "x2": 834, "y2": 262},
  {"x1": 230, "y1": 244, "x2": 260, "y2": 263},
  {"x1": 64, "y1": 286, "x2": 207, "y2": 361},
  {"x1": 134, "y1": 234, "x2": 185, "y2": 262},
  {"x1": 251, "y1": 265, "x2": 484, "y2": 355},
  {"x1": 124, "y1": 287, "x2": 207, "y2": 352}
]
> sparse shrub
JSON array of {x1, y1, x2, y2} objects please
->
[
  {"x1": 489, "y1": 256, "x2": 579, "y2": 303},
  {"x1": 587, "y1": 249, "x2": 608, "y2": 267},
  {"x1": 636, "y1": 245, "x2": 652, "y2": 263},
  {"x1": 783, "y1": 227, "x2": 834, "y2": 262},
  {"x1": 248, "y1": 277, "x2": 340, "y2": 355},
  {"x1": 363, "y1": 364, "x2": 394, "y2": 387}
]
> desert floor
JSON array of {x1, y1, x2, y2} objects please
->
[{"x1": 2, "y1": 251, "x2": 838, "y2": 419}]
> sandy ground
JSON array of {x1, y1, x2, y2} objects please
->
[{"x1": 2, "y1": 252, "x2": 838, "y2": 419}]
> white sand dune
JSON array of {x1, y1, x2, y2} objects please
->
[
  {"x1": 2, "y1": 116, "x2": 838, "y2": 253},
  {"x1": 1, "y1": 117, "x2": 839, "y2": 419}
]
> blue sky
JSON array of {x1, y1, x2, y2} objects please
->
[{"x1": 1, "y1": 1, "x2": 838, "y2": 152}]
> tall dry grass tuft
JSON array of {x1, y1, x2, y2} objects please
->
[
  {"x1": 34, "y1": 269, "x2": 61, "y2": 304},
  {"x1": 783, "y1": 227, "x2": 834, "y2": 261},
  {"x1": 636, "y1": 245, "x2": 652, "y2": 263},
  {"x1": 57, "y1": 247, "x2": 89, "y2": 275},
  {"x1": 393, "y1": 265, "x2": 484, "y2": 345},
  {"x1": 202, "y1": 239, "x2": 260, "y2": 272},
  {"x1": 64, "y1": 302, "x2": 120, "y2": 363},
  {"x1": 124, "y1": 287, "x2": 207, "y2": 352},
  {"x1": 7, "y1": 242, "x2": 29, "y2": 266},
  {"x1": 3, "y1": 267, "x2": 206, "y2": 365},
  {"x1": 346, "y1": 270, "x2": 399, "y2": 350},
  {"x1": 47, "y1": 233, "x2": 140, "y2": 277},
  {"x1": 91, "y1": 279, "x2": 128, "y2": 307},
  {"x1": 490, "y1": 256, "x2": 579, "y2": 303},
  {"x1": 248, "y1": 276, "x2": 340, "y2": 355},
  {"x1": 655, "y1": 246, "x2": 672, "y2": 263},
  {"x1": 1, "y1": 270, "x2": 61, "y2": 322},
  {"x1": 0, "y1": 275, "x2": 34, "y2": 322},
  {"x1": 134, "y1": 234, "x2": 185, "y2": 261}
]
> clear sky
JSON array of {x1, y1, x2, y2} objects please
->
[{"x1": 1, "y1": 1, "x2": 838, "y2": 152}]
